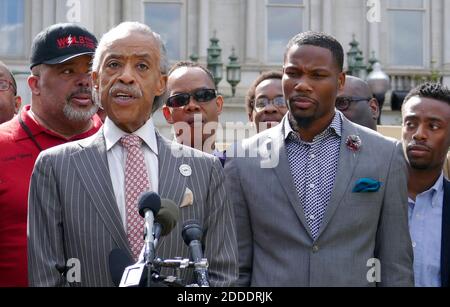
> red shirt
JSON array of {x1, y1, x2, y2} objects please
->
[{"x1": 0, "y1": 105, "x2": 102, "y2": 287}]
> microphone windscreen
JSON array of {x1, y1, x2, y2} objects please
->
[
  {"x1": 157, "y1": 199, "x2": 179, "y2": 236},
  {"x1": 138, "y1": 192, "x2": 161, "y2": 218},
  {"x1": 181, "y1": 220, "x2": 203, "y2": 245},
  {"x1": 109, "y1": 249, "x2": 133, "y2": 287}
]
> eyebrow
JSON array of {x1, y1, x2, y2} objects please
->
[{"x1": 106, "y1": 52, "x2": 154, "y2": 59}]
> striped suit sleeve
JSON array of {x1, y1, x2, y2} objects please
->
[
  {"x1": 203, "y1": 158, "x2": 239, "y2": 287},
  {"x1": 28, "y1": 152, "x2": 68, "y2": 287}
]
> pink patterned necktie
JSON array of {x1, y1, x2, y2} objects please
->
[{"x1": 120, "y1": 134, "x2": 151, "y2": 261}]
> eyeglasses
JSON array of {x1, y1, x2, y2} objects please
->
[
  {"x1": 253, "y1": 96, "x2": 286, "y2": 112},
  {"x1": 335, "y1": 96, "x2": 372, "y2": 111},
  {"x1": 166, "y1": 88, "x2": 217, "y2": 108},
  {"x1": 0, "y1": 79, "x2": 16, "y2": 94}
]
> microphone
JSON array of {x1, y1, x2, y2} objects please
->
[
  {"x1": 109, "y1": 249, "x2": 134, "y2": 287},
  {"x1": 138, "y1": 192, "x2": 161, "y2": 264},
  {"x1": 153, "y1": 199, "x2": 179, "y2": 248},
  {"x1": 182, "y1": 220, "x2": 210, "y2": 287}
]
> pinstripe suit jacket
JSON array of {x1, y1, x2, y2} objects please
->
[
  {"x1": 225, "y1": 114, "x2": 414, "y2": 287},
  {"x1": 27, "y1": 127, "x2": 238, "y2": 287}
]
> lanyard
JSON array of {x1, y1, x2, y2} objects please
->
[{"x1": 18, "y1": 110, "x2": 43, "y2": 152}]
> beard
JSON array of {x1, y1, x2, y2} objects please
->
[
  {"x1": 63, "y1": 88, "x2": 99, "y2": 121},
  {"x1": 63, "y1": 103, "x2": 99, "y2": 121},
  {"x1": 288, "y1": 112, "x2": 314, "y2": 131}
]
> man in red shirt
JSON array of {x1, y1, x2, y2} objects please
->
[{"x1": 0, "y1": 23, "x2": 102, "y2": 287}]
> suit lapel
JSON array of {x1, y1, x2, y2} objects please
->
[
  {"x1": 270, "y1": 118, "x2": 313, "y2": 238},
  {"x1": 441, "y1": 179, "x2": 450, "y2": 287},
  {"x1": 316, "y1": 117, "x2": 361, "y2": 239},
  {"x1": 71, "y1": 128, "x2": 130, "y2": 252},
  {"x1": 156, "y1": 132, "x2": 187, "y2": 208}
]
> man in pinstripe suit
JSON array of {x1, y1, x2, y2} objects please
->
[{"x1": 27, "y1": 22, "x2": 238, "y2": 287}]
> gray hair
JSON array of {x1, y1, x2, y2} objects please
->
[{"x1": 92, "y1": 22, "x2": 169, "y2": 113}]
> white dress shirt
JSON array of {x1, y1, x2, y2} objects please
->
[{"x1": 103, "y1": 117, "x2": 159, "y2": 230}]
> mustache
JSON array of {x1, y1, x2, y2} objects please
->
[
  {"x1": 288, "y1": 94, "x2": 318, "y2": 103},
  {"x1": 407, "y1": 141, "x2": 431, "y2": 151},
  {"x1": 68, "y1": 87, "x2": 92, "y2": 99},
  {"x1": 108, "y1": 84, "x2": 143, "y2": 98}
]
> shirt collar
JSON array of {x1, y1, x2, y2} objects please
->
[
  {"x1": 408, "y1": 172, "x2": 444, "y2": 208},
  {"x1": 104, "y1": 117, "x2": 158, "y2": 155},
  {"x1": 13, "y1": 105, "x2": 103, "y2": 142},
  {"x1": 283, "y1": 111, "x2": 343, "y2": 141}
]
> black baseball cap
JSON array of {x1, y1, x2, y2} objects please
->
[{"x1": 30, "y1": 23, "x2": 98, "y2": 70}]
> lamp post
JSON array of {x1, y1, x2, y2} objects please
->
[
  {"x1": 346, "y1": 34, "x2": 360, "y2": 76},
  {"x1": 226, "y1": 47, "x2": 241, "y2": 97},
  {"x1": 207, "y1": 31, "x2": 223, "y2": 89},
  {"x1": 367, "y1": 62, "x2": 390, "y2": 123}
]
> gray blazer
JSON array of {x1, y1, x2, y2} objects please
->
[
  {"x1": 225, "y1": 115, "x2": 414, "y2": 287},
  {"x1": 28, "y1": 128, "x2": 238, "y2": 287}
]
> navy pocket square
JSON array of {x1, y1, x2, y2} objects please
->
[{"x1": 352, "y1": 178, "x2": 382, "y2": 193}]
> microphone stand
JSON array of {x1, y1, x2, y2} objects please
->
[{"x1": 143, "y1": 219, "x2": 155, "y2": 287}]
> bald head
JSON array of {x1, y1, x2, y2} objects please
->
[{"x1": 336, "y1": 75, "x2": 379, "y2": 131}]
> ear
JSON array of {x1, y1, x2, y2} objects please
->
[
  {"x1": 369, "y1": 97, "x2": 380, "y2": 120},
  {"x1": 162, "y1": 106, "x2": 174, "y2": 124},
  {"x1": 216, "y1": 95, "x2": 224, "y2": 115},
  {"x1": 337, "y1": 72, "x2": 346, "y2": 91},
  {"x1": 14, "y1": 96, "x2": 22, "y2": 114},
  {"x1": 155, "y1": 74, "x2": 167, "y2": 96},
  {"x1": 92, "y1": 71, "x2": 99, "y2": 91},
  {"x1": 27, "y1": 75, "x2": 40, "y2": 95}
]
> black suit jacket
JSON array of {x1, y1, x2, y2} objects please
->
[{"x1": 441, "y1": 178, "x2": 450, "y2": 287}]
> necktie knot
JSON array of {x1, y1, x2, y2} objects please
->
[{"x1": 120, "y1": 134, "x2": 142, "y2": 149}]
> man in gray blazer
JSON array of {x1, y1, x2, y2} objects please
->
[
  {"x1": 28, "y1": 22, "x2": 238, "y2": 287},
  {"x1": 225, "y1": 31, "x2": 413, "y2": 287}
]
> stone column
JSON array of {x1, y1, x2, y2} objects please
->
[
  {"x1": 245, "y1": 0, "x2": 258, "y2": 62},
  {"x1": 198, "y1": 0, "x2": 209, "y2": 59}
]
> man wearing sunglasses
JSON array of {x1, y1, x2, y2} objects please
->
[
  {"x1": 335, "y1": 75, "x2": 379, "y2": 131},
  {"x1": 162, "y1": 61, "x2": 224, "y2": 160},
  {"x1": 245, "y1": 71, "x2": 288, "y2": 133},
  {"x1": 0, "y1": 61, "x2": 22, "y2": 124}
]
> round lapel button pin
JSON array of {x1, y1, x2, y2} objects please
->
[{"x1": 179, "y1": 164, "x2": 192, "y2": 177}]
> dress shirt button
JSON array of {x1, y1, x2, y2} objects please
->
[
  {"x1": 412, "y1": 242, "x2": 417, "y2": 248},
  {"x1": 309, "y1": 215, "x2": 315, "y2": 220},
  {"x1": 310, "y1": 154, "x2": 316, "y2": 159},
  {"x1": 309, "y1": 184, "x2": 315, "y2": 189},
  {"x1": 312, "y1": 245, "x2": 319, "y2": 253}
]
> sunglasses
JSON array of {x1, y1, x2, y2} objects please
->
[
  {"x1": 166, "y1": 88, "x2": 217, "y2": 108},
  {"x1": 0, "y1": 79, "x2": 16, "y2": 94},
  {"x1": 335, "y1": 96, "x2": 372, "y2": 111},
  {"x1": 254, "y1": 96, "x2": 286, "y2": 112}
]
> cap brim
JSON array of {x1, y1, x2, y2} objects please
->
[{"x1": 41, "y1": 51, "x2": 95, "y2": 65}]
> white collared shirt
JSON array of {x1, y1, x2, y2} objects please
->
[{"x1": 103, "y1": 117, "x2": 159, "y2": 230}]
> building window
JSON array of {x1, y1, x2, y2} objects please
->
[
  {"x1": 387, "y1": 0, "x2": 427, "y2": 67},
  {"x1": 266, "y1": 0, "x2": 306, "y2": 63},
  {"x1": 0, "y1": 0, "x2": 25, "y2": 57},
  {"x1": 144, "y1": 1, "x2": 183, "y2": 61}
]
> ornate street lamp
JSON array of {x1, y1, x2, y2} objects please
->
[
  {"x1": 367, "y1": 51, "x2": 378, "y2": 74},
  {"x1": 354, "y1": 50, "x2": 367, "y2": 80},
  {"x1": 367, "y1": 62, "x2": 390, "y2": 120},
  {"x1": 189, "y1": 53, "x2": 199, "y2": 63},
  {"x1": 226, "y1": 47, "x2": 241, "y2": 97},
  {"x1": 346, "y1": 34, "x2": 360, "y2": 75},
  {"x1": 207, "y1": 31, "x2": 223, "y2": 89}
]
